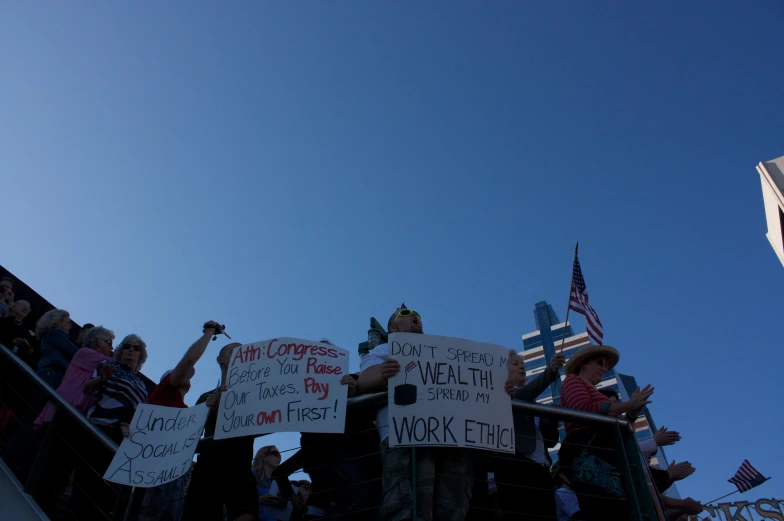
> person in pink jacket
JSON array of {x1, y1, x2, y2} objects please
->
[
  {"x1": 32, "y1": 326, "x2": 114, "y2": 514},
  {"x1": 35, "y1": 326, "x2": 115, "y2": 428}
]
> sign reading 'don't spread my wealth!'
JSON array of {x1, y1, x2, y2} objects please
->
[
  {"x1": 387, "y1": 333, "x2": 514, "y2": 454},
  {"x1": 103, "y1": 403, "x2": 210, "y2": 488},
  {"x1": 214, "y1": 338, "x2": 350, "y2": 439}
]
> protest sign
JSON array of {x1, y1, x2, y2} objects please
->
[
  {"x1": 214, "y1": 337, "x2": 350, "y2": 439},
  {"x1": 387, "y1": 333, "x2": 514, "y2": 453},
  {"x1": 103, "y1": 403, "x2": 209, "y2": 487}
]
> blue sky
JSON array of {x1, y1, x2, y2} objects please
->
[{"x1": 2, "y1": 1, "x2": 783, "y2": 506}]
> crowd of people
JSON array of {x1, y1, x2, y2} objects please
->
[{"x1": 0, "y1": 277, "x2": 705, "y2": 521}]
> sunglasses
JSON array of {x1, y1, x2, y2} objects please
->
[
  {"x1": 101, "y1": 338, "x2": 113, "y2": 345},
  {"x1": 266, "y1": 450, "x2": 281, "y2": 457},
  {"x1": 121, "y1": 344, "x2": 141, "y2": 352},
  {"x1": 391, "y1": 309, "x2": 421, "y2": 324}
]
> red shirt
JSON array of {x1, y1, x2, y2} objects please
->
[
  {"x1": 561, "y1": 374, "x2": 617, "y2": 434},
  {"x1": 147, "y1": 373, "x2": 186, "y2": 408}
]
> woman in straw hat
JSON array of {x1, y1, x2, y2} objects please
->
[{"x1": 555, "y1": 345, "x2": 653, "y2": 520}]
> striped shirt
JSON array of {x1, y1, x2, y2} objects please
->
[
  {"x1": 88, "y1": 360, "x2": 148, "y2": 427},
  {"x1": 561, "y1": 374, "x2": 616, "y2": 434}
]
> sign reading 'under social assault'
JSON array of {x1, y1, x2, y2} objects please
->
[
  {"x1": 387, "y1": 333, "x2": 514, "y2": 453},
  {"x1": 214, "y1": 337, "x2": 350, "y2": 439},
  {"x1": 103, "y1": 403, "x2": 210, "y2": 487}
]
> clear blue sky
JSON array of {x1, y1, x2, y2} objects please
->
[{"x1": 2, "y1": 1, "x2": 783, "y2": 505}]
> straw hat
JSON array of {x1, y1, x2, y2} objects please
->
[{"x1": 564, "y1": 345, "x2": 620, "y2": 375}]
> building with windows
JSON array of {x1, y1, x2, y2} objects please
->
[
  {"x1": 757, "y1": 156, "x2": 784, "y2": 268},
  {"x1": 520, "y1": 301, "x2": 679, "y2": 496}
]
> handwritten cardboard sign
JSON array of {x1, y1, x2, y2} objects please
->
[
  {"x1": 103, "y1": 403, "x2": 209, "y2": 487},
  {"x1": 214, "y1": 337, "x2": 350, "y2": 439},
  {"x1": 387, "y1": 333, "x2": 514, "y2": 453}
]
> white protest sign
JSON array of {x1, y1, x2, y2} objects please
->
[
  {"x1": 387, "y1": 333, "x2": 514, "y2": 453},
  {"x1": 103, "y1": 403, "x2": 209, "y2": 487},
  {"x1": 214, "y1": 338, "x2": 350, "y2": 439}
]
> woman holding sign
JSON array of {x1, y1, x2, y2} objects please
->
[{"x1": 84, "y1": 333, "x2": 149, "y2": 443}]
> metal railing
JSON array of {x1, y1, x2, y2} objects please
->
[{"x1": 0, "y1": 343, "x2": 661, "y2": 521}]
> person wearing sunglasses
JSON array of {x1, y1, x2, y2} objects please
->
[
  {"x1": 359, "y1": 303, "x2": 472, "y2": 521},
  {"x1": 84, "y1": 333, "x2": 149, "y2": 443},
  {"x1": 252, "y1": 445, "x2": 287, "y2": 521}
]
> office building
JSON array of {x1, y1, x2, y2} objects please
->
[{"x1": 757, "y1": 156, "x2": 784, "y2": 268}]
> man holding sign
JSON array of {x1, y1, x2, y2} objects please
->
[
  {"x1": 359, "y1": 304, "x2": 499, "y2": 521},
  {"x1": 181, "y1": 342, "x2": 258, "y2": 521}
]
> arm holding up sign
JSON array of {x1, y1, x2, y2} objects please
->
[{"x1": 358, "y1": 357, "x2": 399, "y2": 394}]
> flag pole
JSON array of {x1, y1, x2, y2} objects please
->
[
  {"x1": 559, "y1": 242, "x2": 579, "y2": 353},
  {"x1": 704, "y1": 489, "x2": 739, "y2": 505},
  {"x1": 704, "y1": 477, "x2": 772, "y2": 506}
]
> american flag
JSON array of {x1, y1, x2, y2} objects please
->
[
  {"x1": 728, "y1": 460, "x2": 768, "y2": 493},
  {"x1": 569, "y1": 250, "x2": 604, "y2": 345}
]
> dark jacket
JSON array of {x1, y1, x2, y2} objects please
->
[
  {"x1": 37, "y1": 329, "x2": 79, "y2": 372},
  {"x1": 512, "y1": 365, "x2": 560, "y2": 458}
]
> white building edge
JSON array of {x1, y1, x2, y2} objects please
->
[{"x1": 757, "y1": 156, "x2": 784, "y2": 268}]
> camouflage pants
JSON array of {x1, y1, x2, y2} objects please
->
[{"x1": 380, "y1": 438, "x2": 473, "y2": 521}]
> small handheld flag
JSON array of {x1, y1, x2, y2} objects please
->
[
  {"x1": 728, "y1": 459, "x2": 769, "y2": 493},
  {"x1": 568, "y1": 247, "x2": 604, "y2": 345}
]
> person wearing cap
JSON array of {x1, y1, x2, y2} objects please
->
[
  {"x1": 358, "y1": 303, "x2": 472, "y2": 521},
  {"x1": 137, "y1": 320, "x2": 223, "y2": 521},
  {"x1": 556, "y1": 345, "x2": 653, "y2": 520}
]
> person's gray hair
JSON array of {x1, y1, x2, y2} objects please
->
[
  {"x1": 35, "y1": 309, "x2": 70, "y2": 339},
  {"x1": 83, "y1": 326, "x2": 115, "y2": 350},
  {"x1": 508, "y1": 349, "x2": 519, "y2": 358},
  {"x1": 113, "y1": 334, "x2": 148, "y2": 372}
]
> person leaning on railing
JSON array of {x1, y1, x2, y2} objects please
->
[
  {"x1": 30, "y1": 326, "x2": 114, "y2": 514},
  {"x1": 358, "y1": 303, "x2": 473, "y2": 521},
  {"x1": 555, "y1": 344, "x2": 654, "y2": 521},
  {"x1": 83, "y1": 333, "x2": 149, "y2": 443},
  {"x1": 73, "y1": 333, "x2": 149, "y2": 520}
]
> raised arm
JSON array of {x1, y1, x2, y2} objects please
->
[{"x1": 169, "y1": 321, "x2": 220, "y2": 387}]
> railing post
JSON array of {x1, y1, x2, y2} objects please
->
[
  {"x1": 411, "y1": 447, "x2": 418, "y2": 519},
  {"x1": 614, "y1": 423, "x2": 660, "y2": 521},
  {"x1": 24, "y1": 406, "x2": 60, "y2": 495}
]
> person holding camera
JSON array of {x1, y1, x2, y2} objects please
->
[
  {"x1": 137, "y1": 320, "x2": 225, "y2": 521},
  {"x1": 181, "y1": 340, "x2": 257, "y2": 521}
]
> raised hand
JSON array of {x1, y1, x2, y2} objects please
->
[
  {"x1": 654, "y1": 426, "x2": 681, "y2": 447},
  {"x1": 627, "y1": 384, "x2": 654, "y2": 413},
  {"x1": 668, "y1": 460, "x2": 696, "y2": 482},
  {"x1": 504, "y1": 378, "x2": 515, "y2": 397}
]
